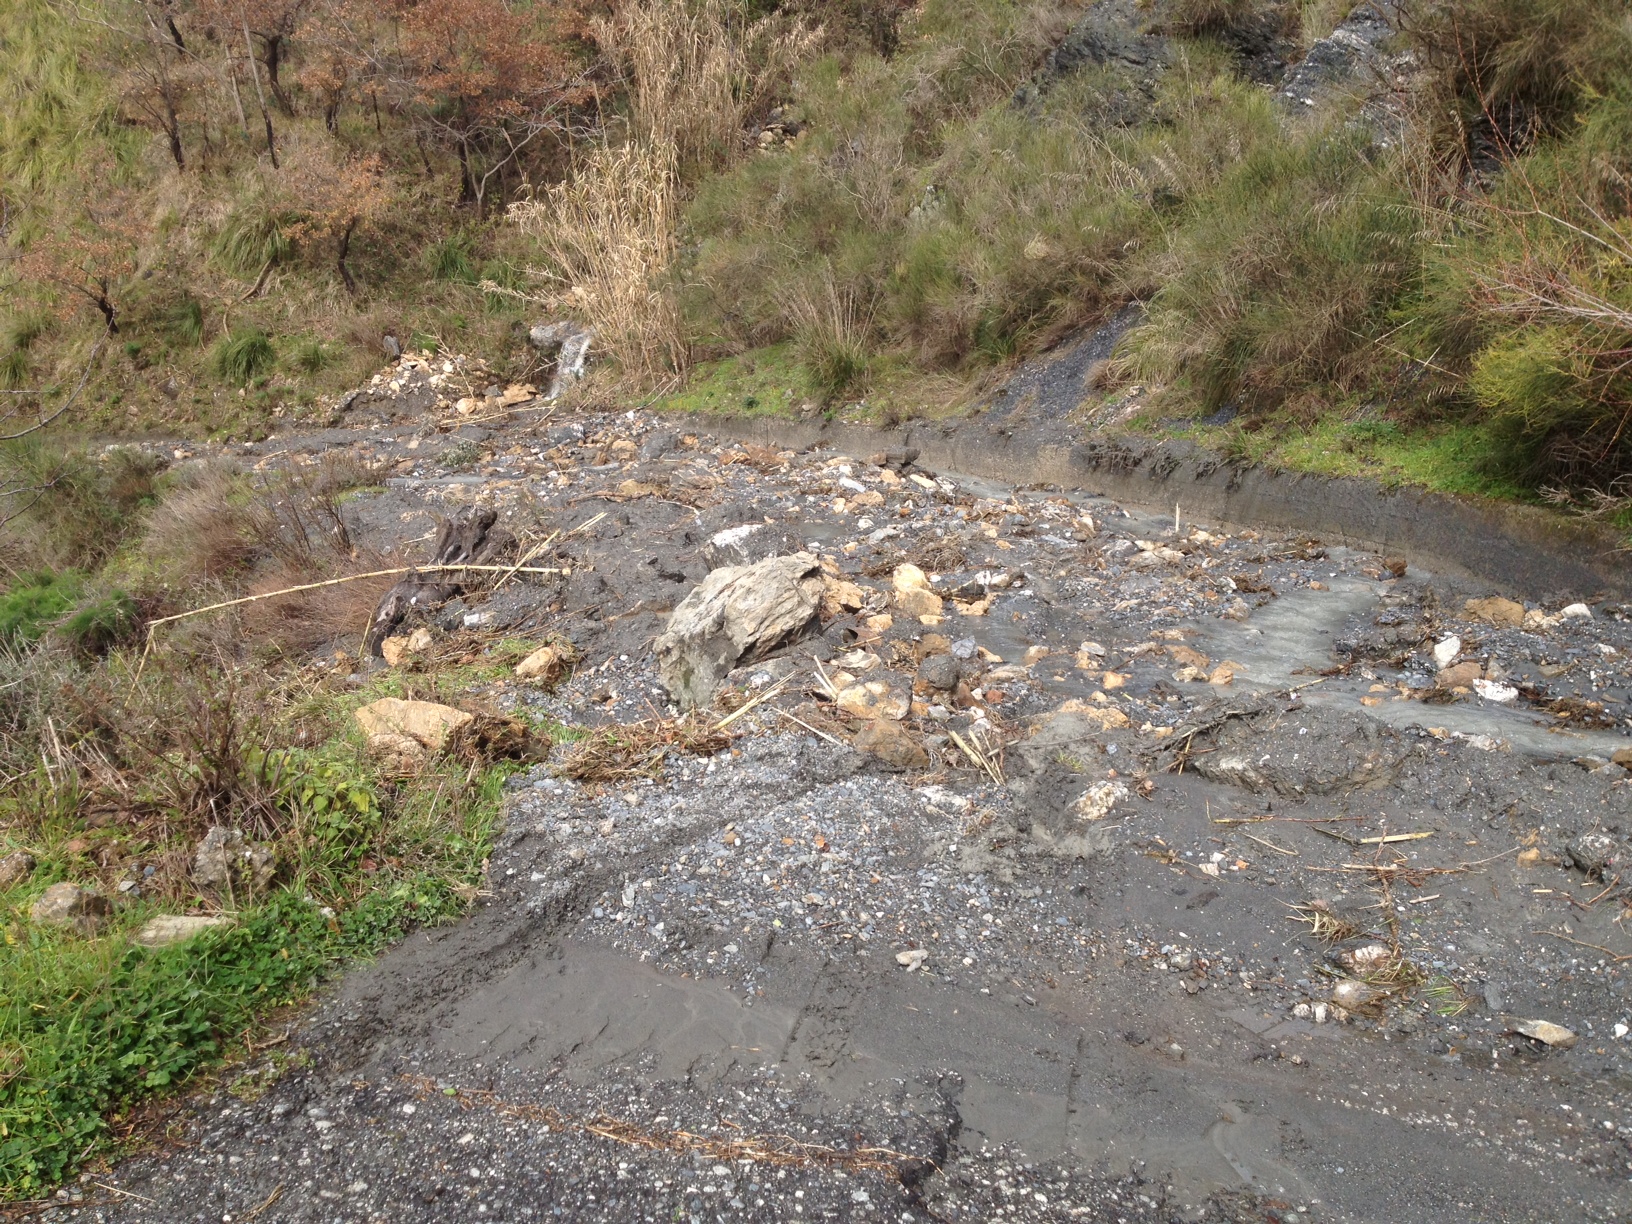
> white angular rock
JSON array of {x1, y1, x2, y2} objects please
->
[
  {"x1": 135, "y1": 914, "x2": 233, "y2": 948},
  {"x1": 1432, "y1": 635, "x2": 1461, "y2": 667},
  {"x1": 655, "y1": 553, "x2": 823, "y2": 708}
]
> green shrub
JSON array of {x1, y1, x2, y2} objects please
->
[
  {"x1": 1414, "y1": 77, "x2": 1632, "y2": 486},
  {"x1": 165, "y1": 295, "x2": 205, "y2": 346},
  {"x1": 426, "y1": 233, "x2": 478, "y2": 283},
  {"x1": 0, "y1": 571, "x2": 81, "y2": 645},
  {"x1": 212, "y1": 328, "x2": 277, "y2": 384},
  {"x1": 288, "y1": 337, "x2": 330, "y2": 373},
  {"x1": 0, "y1": 315, "x2": 45, "y2": 390},
  {"x1": 59, "y1": 589, "x2": 139, "y2": 655},
  {"x1": 1126, "y1": 126, "x2": 1418, "y2": 412},
  {"x1": 212, "y1": 206, "x2": 292, "y2": 275},
  {"x1": 1398, "y1": 0, "x2": 1631, "y2": 163}
]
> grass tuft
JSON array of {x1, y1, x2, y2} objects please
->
[{"x1": 212, "y1": 329, "x2": 277, "y2": 386}]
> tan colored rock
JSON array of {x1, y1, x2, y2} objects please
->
[
  {"x1": 1167, "y1": 644, "x2": 1211, "y2": 671},
  {"x1": 1022, "y1": 645, "x2": 1051, "y2": 665},
  {"x1": 891, "y1": 563, "x2": 931, "y2": 592},
  {"x1": 381, "y1": 636, "x2": 411, "y2": 666},
  {"x1": 862, "y1": 614, "x2": 894, "y2": 634},
  {"x1": 354, "y1": 697, "x2": 473, "y2": 752},
  {"x1": 1510, "y1": 1018, "x2": 1577, "y2": 1049},
  {"x1": 1465, "y1": 596, "x2": 1525, "y2": 627},
  {"x1": 31, "y1": 882, "x2": 111, "y2": 934},
  {"x1": 368, "y1": 732, "x2": 429, "y2": 773},
  {"x1": 894, "y1": 587, "x2": 944, "y2": 619},
  {"x1": 1075, "y1": 780, "x2": 1129, "y2": 821},
  {"x1": 1209, "y1": 660, "x2": 1243, "y2": 686},
  {"x1": 821, "y1": 574, "x2": 867, "y2": 618},
  {"x1": 1612, "y1": 746, "x2": 1632, "y2": 769},
  {"x1": 654, "y1": 553, "x2": 824, "y2": 709},
  {"x1": 1053, "y1": 698, "x2": 1131, "y2": 730},
  {"x1": 1436, "y1": 661, "x2": 1483, "y2": 690},
  {"x1": 837, "y1": 681, "x2": 910, "y2": 721},
  {"x1": 516, "y1": 642, "x2": 575, "y2": 685},
  {"x1": 134, "y1": 914, "x2": 233, "y2": 948},
  {"x1": 853, "y1": 719, "x2": 930, "y2": 768}
]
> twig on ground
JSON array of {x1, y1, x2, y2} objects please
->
[{"x1": 1533, "y1": 930, "x2": 1632, "y2": 962}]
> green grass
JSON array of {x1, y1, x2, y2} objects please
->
[
  {"x1": 211, "y1": 329, "x2": 277, "y2": 386},
  {"x1": 1167, "y1": 413, "x2": 1537, "y2": 501},
  {"x1": 0, "y1": 712, "x2": 517, "y2": 1197},
  {"x1": 0, "y1": 571, "x2": 82, "y2": 645},
  {"x1": 655, "y1": 342, "x2": 974, "y2": 425}
]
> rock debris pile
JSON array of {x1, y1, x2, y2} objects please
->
[{"x1": 68, "y1": 351, "x2": 1632, "y2": 1224}]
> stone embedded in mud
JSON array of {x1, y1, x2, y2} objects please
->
[
  {"x1": 515, "y1": 642, "x2": 575, "y2": 686},
  {"x1": 1436, "y1": 661, "x2": 1482, "y2": 690},
  {"x1": 821, "y1": 574, "x2": 867, "y2": 618},
  {"x1": 1560, "y1": 603, "x2": 1593, "y2": 620},
  {"x1": 355, "y1": 697, "x2": 474, "y2": 751},
  {"x1": 837, "y1": 680, "x2": 910, "y2": 721},
  {"x1": 1471, "y1": 678, "x2": 1518, "y2": 703},
  {"x1": 1510, "y1": 1018, "x2": 1578, "y2": 1049},
  {"x1": 192, "y1": 826, "x2": 278, "y2": 896},
  {"x1": 1330, "y1": 979, "x2": 1379, "y2": 1012},
  {"x1": 895, "y1": 948, "x2": 928, "y2": 971},
  {"x1": 1326, "y1": 939, "x2": 1394, "y2": 975},
  {"x1": 894, "y1": 588, "x2": 943, "y2": 620},
  {"x1": 1052, "y1": 698, "x2": 1131, "y2": 730},
  {"x1": 853, "y1": 718, "x2": 929, "y2": 768},
  {"x1": 31, "y1": 882, "x2": 111, "y2": 934},
  {"x1": 1074, "y1": 780, "x2": 1128, "y2": 821},
  {"x1": 1166, "y1": 644, "x2": 1210, "y2": 671},
  {"x1": 0, "y1": 850, "x2": 37, "y2": 890},
  {"x1": 703, "y1": 523, "x2": 803, "y2": 570},
  {"x1": 1465, "y1": 597, "x2": 1525, "y2": 627},
  {"x1": 1566, "y1": 832, "x2": 1624, "y2": 878},
  {"x1": 1221, "y1": 596, "x2": 1252, "y2": 621},
  {"x1": 916, "y1": 654, "x2": 960, "y2": 692},
  {"x1": 654, "y1": 553, "x2": 823, "y2": 709},
  {"x1": 134, "y1": 914, "x2": 233, "y2": 948},
  {"x1": 1432, "y1": 635, "x2": 1462, "y2": 667}
]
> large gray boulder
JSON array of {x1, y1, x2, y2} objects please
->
[{"x1": 655, "y1": 553, "x2": 824, "y2": 709}]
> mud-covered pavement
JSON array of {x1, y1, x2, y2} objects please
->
[{"x1": 53, "y1": 355, "x2": 1632, "y2": 1223}]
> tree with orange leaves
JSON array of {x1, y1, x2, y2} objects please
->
[{"x1": 362, "y1": 0, "x2": 592, "y2": 209}]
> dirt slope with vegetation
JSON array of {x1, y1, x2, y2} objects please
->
[{"x1": 3, "y1": 0, "x2": 1632, "y2": 1215}]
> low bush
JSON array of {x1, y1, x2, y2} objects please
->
[
  {"x1": 0, "y1": 571, "x2": 81, "y2": 645},
  {"x1": 212, "y1": 329, "x2": 277, "y2": 386}
]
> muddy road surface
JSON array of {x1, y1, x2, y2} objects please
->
[{"x1": 54, "y1": 358, "x2": 1632, "y2": 1223}]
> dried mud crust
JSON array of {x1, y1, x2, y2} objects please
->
[{"x1": 62, "y1": 384, "x2": 1632, "y2": 1223}]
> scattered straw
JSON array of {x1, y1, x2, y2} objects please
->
[
  {"x1": 402, "y1": 1075, "x2": 913, "y2": 1174},
  {"x1": 556, "y1": 715, "x2": 731, "y2": 782}
]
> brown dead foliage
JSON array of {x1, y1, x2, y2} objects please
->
[
  {"x1": 447, "y1": 713, "x2": 551, "y2": 765},
  {"x1": 556, "y1": 715, "x2": 731, "y2": 783}
]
